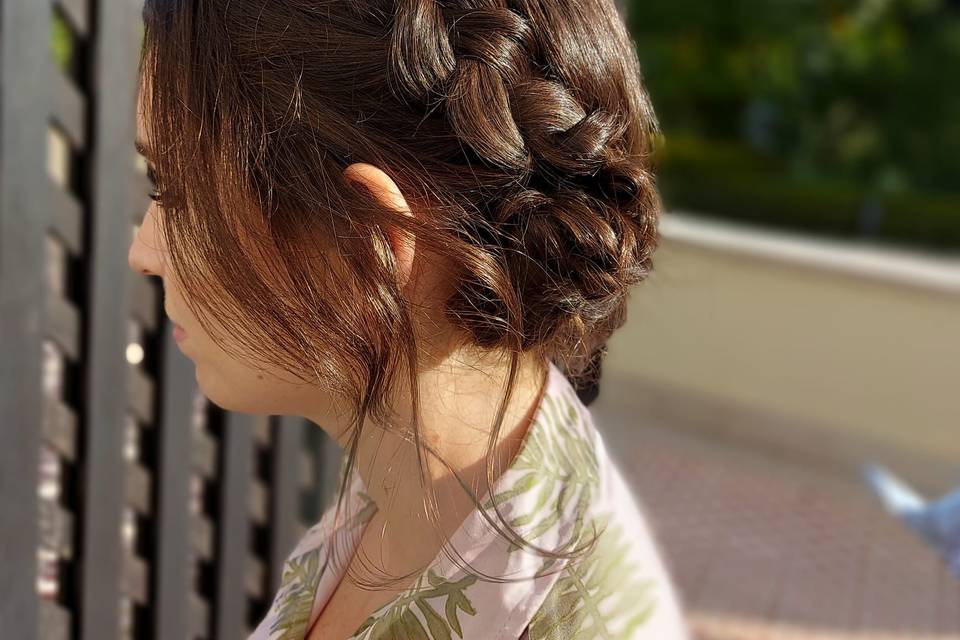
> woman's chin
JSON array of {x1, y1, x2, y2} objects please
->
[{"x1": 194, "y1": 364, "x2": 274, "y2": 417}]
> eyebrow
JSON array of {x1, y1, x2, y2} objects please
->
[{"x1": 134, "y1": 139, "x2": 153, "y2": 159}]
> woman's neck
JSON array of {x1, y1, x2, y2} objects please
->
[{"x1": 324, "y1": 351, "x2": 549, "y2": 586}]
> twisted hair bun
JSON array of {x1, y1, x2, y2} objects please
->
[{"x1": 388, "y1": 0, "x2": 662, "y2": 391}]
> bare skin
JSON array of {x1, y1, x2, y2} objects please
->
[
  {"x1": 305, "y1": 363, "x2": 548, "y2": 639},
  {"x1": 129, "y1": 81, "x2": 549, "y2": 639}
]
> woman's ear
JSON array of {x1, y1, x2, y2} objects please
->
[{"x1": 343, "y1": 162, "x2": 416, "y2": 289}]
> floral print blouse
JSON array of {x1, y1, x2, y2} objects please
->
[{"x1": 250, "y1": 361, "x2": 691, "y2": 639}]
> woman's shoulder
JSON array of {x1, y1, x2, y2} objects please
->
[
  {"x1": 528, "y1": 369, "x2": 691, "y2": 638},
  {"x1": 528, "y1": 440, "x2": 692, "y2": 639},
  {"x1": 524, "y1": 510, "x2": 691, "y2": 638}
]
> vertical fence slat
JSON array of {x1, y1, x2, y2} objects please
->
[
  {"x1": 0, "y1": 0, "x2": 53, "y2": 637},
  {"x1": 269, "y1": 417, "x2": 308, "y2": 595},
  {"x1": 153, "y1": 333, "x2": 197, "y2": 640},
  {"x1": 78, "y1": 0, "x2": 141, "y2": 637},
  {"x1": 214, "y1": 413, "x2": 255, "y2": 640}
]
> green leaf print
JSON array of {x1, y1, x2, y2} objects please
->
[
  {"x1": 483, "y1": 391, "x2": 599, "y2": 557},
  {"x1": 351, "y1": 570, "x2": 479, "y2": 640},
  {"x1": 270, "y1": 546, "x2": 329, "y2": 640},
  {"x1": 527, "y1": 518, "x2": 658, "y2": 640},
  {"x1": 415, "y1": 598, "x2": 451, "y2": 640}
]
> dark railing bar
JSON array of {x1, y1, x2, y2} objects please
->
[{"x1": 0, "y1": 0, "x2": 54, "y2": 637}]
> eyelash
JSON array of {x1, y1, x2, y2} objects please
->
[{"x1": 146, "y1": 165, "x2": 164, "y2": 204}]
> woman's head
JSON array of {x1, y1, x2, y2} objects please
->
[
  {"x1": 131, "y1": 81, "x2": 430, "y2": 427},
  {"x1": 131, "y1": 0, "x2": 661, "y2": 566}
]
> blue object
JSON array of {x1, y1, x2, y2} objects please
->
[{"x1": 861, "y1": 463, "x2": 960, "y2": 579}]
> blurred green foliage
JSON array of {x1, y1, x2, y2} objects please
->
[
  {"x1": 50, "y1": 11, "x2": 74, "y2": 76},
  {"x1": 659, "y1": 133, "x2": 960, "y2": 248},
  {"x1": 630, "y1": 0, "x2": 960, "y2": 250}
]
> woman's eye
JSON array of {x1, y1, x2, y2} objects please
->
[{"x1": 146, "y1": 165, "x2": 163, "y2": 203}]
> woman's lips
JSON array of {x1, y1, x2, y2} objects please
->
[{"x1": 173, "y1": 324, "x2": 187, "y2": 342}]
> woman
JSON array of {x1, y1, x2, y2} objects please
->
[{"x1": 130, "y1": 0, "x2": 689, "y2": 638}]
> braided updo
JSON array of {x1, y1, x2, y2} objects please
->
[{"x1": 388, "y1": 0, "x2": 662, "y2": 396}]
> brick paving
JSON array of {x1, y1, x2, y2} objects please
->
[{"x1": 592, "y1": 415, "x2": 960, "y2": 639}]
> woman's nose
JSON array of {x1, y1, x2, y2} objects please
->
[{"x1": 128, "y1": 207, "x2": 164, "y2": 277}]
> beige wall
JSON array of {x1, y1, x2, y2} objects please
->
[{"x1": 596, "y1": 214, "x2": 960, "y2": 491}]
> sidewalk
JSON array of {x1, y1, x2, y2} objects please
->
[{"x1": 592, "y1": 410, "x2": 960, "y2": 639}]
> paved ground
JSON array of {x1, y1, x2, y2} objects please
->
[{"x1": 590, "y1": 410, "x2": 960, "y2": 639}]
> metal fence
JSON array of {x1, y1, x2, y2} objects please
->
[{"x1": 0, "y1": 2, "x2": 338, "y2": 638}]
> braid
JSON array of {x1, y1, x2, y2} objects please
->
[
  {"x1": 387, "y1": 0, "x2": 455, "y2": 100},
  {"x1": 388, "y1": 1, "x2": 637, "y2": 180},
  {"x1": 446, "y1": 7, "x2": 533, "y2": 170}
]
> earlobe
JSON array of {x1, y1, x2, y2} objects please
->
[{"x1": 342, "y1": 162, "x2": 417, "y2": 289}]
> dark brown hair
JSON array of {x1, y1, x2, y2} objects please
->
[{"x1": 140, "y1": 0, "x2": 661, "y2": 584}]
